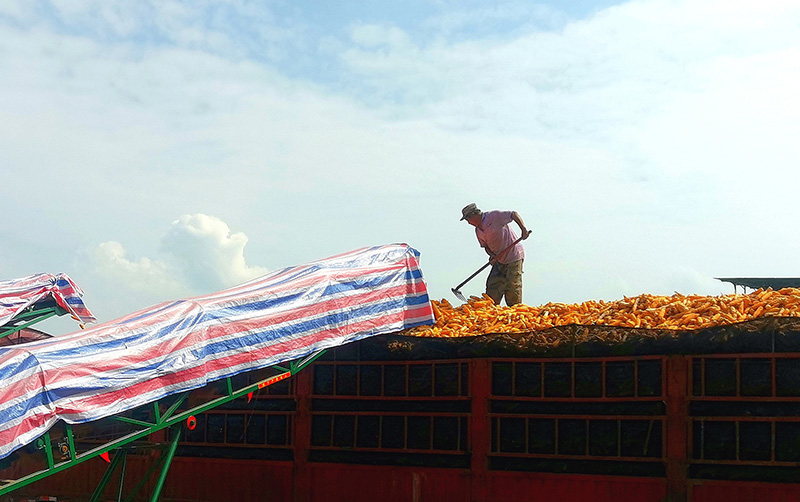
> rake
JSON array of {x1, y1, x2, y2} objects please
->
[{"x1": 451, "y1": 235, "x2": 526, "y2": 302}]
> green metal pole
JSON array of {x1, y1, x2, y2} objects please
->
[
  {"x1": 0, "y1": 307, "x2": 63, "y2": 341},
  {"x1": 43, "y1": 434, "x2": 54, "y2": 469},
  {"x1": 122, "y1": 447, "x2": 170, "y2": 502},
  {"x1": 88, "y1": 451, "x2": 125, "y2": 502},
  {"x1": 65, "y1": 424, "x2": 77, "y2": 461},
  {"x1": 116, "y1": 452, "x2": 128, "y2": 502},
  {"x1": 160, "y1": 392, "x2": 189, "y2": 422},
  {"x1": 149, "y1": 427, "x2": 181, "y2": 502},
  {"x1": 0, "y1": 350, "x2": 324, "y2": 497}
]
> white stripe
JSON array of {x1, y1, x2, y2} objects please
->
[{"x1": 0, "y1": 244, "x2": 432, "y2": 459}]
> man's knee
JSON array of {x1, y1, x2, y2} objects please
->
[
  {"x1": 486, "y1": 275, "x2": 504, "y2": 305},
  {"x1": 506, "y1": 261, "x2": 524, "y2": 305},
  {"x1": 486, "y1": 281, "x2": 504, "y2": 305},
  {"x1": 505, "y1": 289, "x2": 522, "y2": 306},
  {"x1": 486, "y1": 289, "x2": 503, "y2": 305}
]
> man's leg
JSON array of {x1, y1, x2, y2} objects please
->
[
  {"x1": 503, "y1": 260, "x2": 524, "y2": 306},
  {"x1": 485, "y1": 264, "x2": 505, "y2": 304}
]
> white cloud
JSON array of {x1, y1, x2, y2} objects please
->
[
  {"x1": 90, "y1": 241, "x2": 188, "y2": 299},
  {"x1": 421, "y1": 3, "x2": 565, "y2": 36},
  {"x1": 339, "y1": 0, "x2": 800, "y2": 150},
  {"x1": 162, "y1": 214, "x2": 269, "y2": 291},
  {"x1": 84, "y1": 215, "x2": 267, "y2": 322},
  {"x1": 0, "y1": 1, "x2": 34, "y2": 22}
]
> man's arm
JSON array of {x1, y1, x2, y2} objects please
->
[{"x1": 512, "y1": 211, "x2": 531, "y2": 239}]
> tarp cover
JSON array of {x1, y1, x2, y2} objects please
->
[
  {"x1": 0, "y1": 273, "x2": 96, "y2": 328},
  {"x1": 0, "y1": 244, "x2": 433, "y2": 459}
]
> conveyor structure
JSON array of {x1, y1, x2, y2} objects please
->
[{"x1": 0, "y1": 244, "x2": 433, "y2": 501}]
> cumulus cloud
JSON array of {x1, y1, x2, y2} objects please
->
[
  {"x1": 162, "y1": 214, "x2": 269, "y2": 292},
  {"x1": 89, "y1": 214, "x2": 267, "y2": 303},
  {"x1": 91, "y1": 241, "x2": 189, "y2": 298}
]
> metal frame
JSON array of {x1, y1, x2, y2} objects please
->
[
  {"x1": 487, "y1": 356, "x2": 668, "y2": 464},
  {"x1": 0, "y1": 304, "x2": 68, "y2": 341},
  {"x1": 308, "y1": 360, "x2": 472, "y2": 455},
  {"x1": 687, "y1": 352, "x2": 800, "y2": 467},
  {"x1": 0, "y1": 349, "x2": 326, "y2": 500}
]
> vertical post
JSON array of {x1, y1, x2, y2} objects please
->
[
  {"x1": 65, "y1": 424, "x2": 77, "y2": 461},
  {"x1": 89, "y1": 451, "x2": 126, "y2": 502},
  {"x1": 123, "y1": 450, "x2": 170, "y2": 502},
  {"x1": 666, "y1": 355, "x2": 688, "y2": 502},
  {"x1": 149, "y1": 426, "x2": 182, "y2": 502},
  {"x1": 43, "y1": 433, "x2": 54, "y2": 469},
  {"x1": 469, "y1": 359, "x2": 491, "y2": 502},
  {"x1": 116, "y1": 452, "x2": 128, "y2": 502},
  {"x1": 293, "y1": 368, "x2": 313, "y2": 502}
]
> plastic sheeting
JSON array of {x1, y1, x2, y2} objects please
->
[
  {"x1": 0, "y1": 273, "x2": 96, "y2": 328},
  {"x1": 0, "y1": 244, "x2": 433, "y2": 460}
]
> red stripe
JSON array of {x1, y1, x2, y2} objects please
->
[
  {"x1": 195, "y1": 245, "x2": 418, "y2": 305},
  {"x1": 0, "y1": 273, "x2": 95, "y2": 326},
  {"x1": 0, "y1": 283, "x2": 427, "y2": 404},
  {"x1": 0, "y1": 246, "x2": 427, "y2": 449},
  {"x1": 38, "y1": 258, "x2": 414, "y2": 346},
  {"x1": 0, "y1": 274, "x2": 50, "y2": 289},
  {"x1": 2, "y1": 260, "x2": 419, "y2": 365},
  {"x1": 0, "y1": 405, "x2": 52, "y2": 449},
  {"x1": 0, "y1": 289, "x2": 45, "y2": 300},
  {"x1": 2, "y1": 303, "x2": 432, "y2": 445},
  {"x1": 197, "y1": 261, "x2": 412, "y2": 308},
  {"x1": 56, "y1": 305, "x2": 431, "y2": 416}
]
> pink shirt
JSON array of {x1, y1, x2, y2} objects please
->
[{"x1": 475, "y1": 210, "x2": 524, "y2": 264}]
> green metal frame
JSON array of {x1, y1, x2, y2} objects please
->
[
  {"x1": 0, "y1": 305, "x2": 69, "y2": 341},
  {"x1": 0, "y1": 349, "x2": 326, "y2": 500},
  {"x1": 85, "y1": 426, "x2": 182, "y2": 502}
]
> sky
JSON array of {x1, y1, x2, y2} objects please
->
[{"x1": 1, "y1": 0, "x2": 799, "y2": 335}]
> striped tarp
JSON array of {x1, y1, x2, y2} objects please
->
[
  {"x1": 0, "y1": 244, "x2": 433, "y2": 460},
  {"x1": 0, "y1": 273, "x2": 96, "y2": 328}
]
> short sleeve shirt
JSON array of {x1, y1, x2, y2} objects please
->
[{"x1": 475, "y1": 210, "x2": 524, "y2": 264}]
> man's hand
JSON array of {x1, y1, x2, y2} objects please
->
[{"x1": 521, "y1": 229, "x2": 531, "y2": 240}]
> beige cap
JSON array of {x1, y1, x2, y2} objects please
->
[{"x1": 460, "y1": 203, "x2": 480, "y2": 220}]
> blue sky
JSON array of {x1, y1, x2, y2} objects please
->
[{"x1": 2, "y1": 0, "x2": 799, "y2": 334}]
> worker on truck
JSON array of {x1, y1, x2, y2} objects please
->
[{"x1": 460, "y1": 203, "x2": 531, "y2": 306}]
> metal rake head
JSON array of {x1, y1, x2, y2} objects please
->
[{"x1": 451, "y1": 287, "x2": 467, "y2": 302}]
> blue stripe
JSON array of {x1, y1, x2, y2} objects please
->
[
  {"x1": 207, "y1": 252, "x2": 409, "y2": 305},
  {"x1": 0, "y1": 392, "x2": 50, "y2": 429},
  {"x1": 45, "y1": 306, "x2": 434, "y2": 423},
  {"x1": 320, "y1": 269, "x2": 422, "y2": 297},
  {"x1": 190, "y1": 294, "x2": 431, "y2": 361},
  {"x1": 186, "y1": 267, "x2": 420, "y2": 323},
  {"x1": 5, "y1": 267, "x2": 417, "y2": 365},
  {"x1": 0, "y1": 352, "x2": 42, "y2": 381},
  {"x1": 113, "y1": 264, "x2": 416, "y2": 327},
  {"x1": 0, "y1": 248, "x2": 428, "y2": 438},
  {"x1": 4, "y1": 293, "x2": 431, "y2": 419},
  {"x1": 41, "y1": 268, "x2": 421, "y2": 360}
]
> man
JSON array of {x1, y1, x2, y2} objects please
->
[{"x1": 460, "y1": 203, "x2": 530, "y2": 306}]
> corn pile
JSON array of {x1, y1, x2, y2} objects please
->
[{"x1": 405, "y1": 288, "x2": 800, "y2": 338}]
